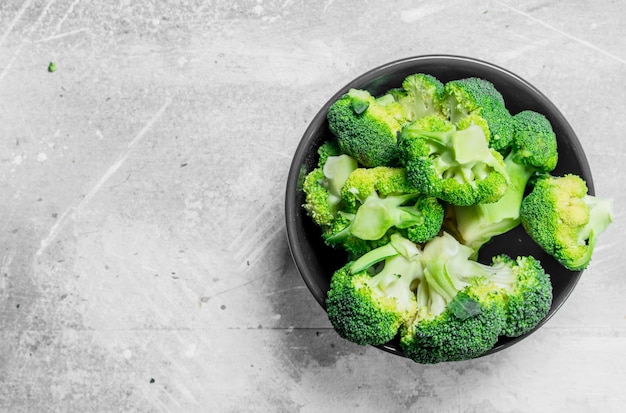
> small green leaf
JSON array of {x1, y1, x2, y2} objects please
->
[
  {"x1": 351, "y1": 99, "x2": 369, "y2": 114},
  {"x1": 48, "y1": 62, "x2": 57, "y2": 73},
  {"x1": 447, "y1": 291, "x2": 482, "y2": 320}
]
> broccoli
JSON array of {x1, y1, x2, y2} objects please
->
[
  {"x1": 337, "y1": 166, "x2": 444, "y2": 244},
  {"x1": 321, "y1": 211, "x2": 393, "y2": 259},
  {"x1": 302, "y1": 145, "x2": 441, "y2": 258},
  {"x1": 302, "y1": 143, "x2": 382, "y2": 257},
  {"x1": 324, "y1": 231, "x2": 554, "y2": 362},
  {"x1": 392, "y1": 73, "x2": 445, "y2": 121},
  {"x1": 327, "y1": 88, "x2": 409, "y2": 167},
  {"x1": 488, "y1": 255, "x2": 553, "y2": 337},
  {"x1": 442, "y1": 77, "x2": 515, "y2": 153},
  {"x1": 520, "y1": 174, "x2": 614, "y2": 271},
  {"x1": 456, "y1": 113, "x2": 492, "y2": 142},
  {"x1": 340, "y1": 166, "x2": 417, "y2": 211},
  {"x1": 397, "y1": 115, "x2": 509, "y2": 206},
  {"x1": 316, "y1": 138, "x2": 343, "y2": 166},
  {"x1": 302, "y1": 144, "x2": 358, "y2": 228},
  {"x1": 398, "y1": 232, "x2": 553, "y2": 363},
  {"x1": 449, "y1": 110, "x2": 559, "y2": 256},
  {"x1": 349, "y1": 194, "x2": 444, "y2": 244},
  {"x1": 325, "y1": 234, "x2": 423, "y2": 346},
  {"x1": 304, "y1": 72, "x2": 612, "y2": 363},
  {"x1": 399, "y1": 232, "x2": 507, "y2": 364}
]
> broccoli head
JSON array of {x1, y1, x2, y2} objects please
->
[
  {"x1": 337, "y1": 166, "x2": 444, "y2": 244},
  {"x1": 488, "y1": 255, "x2": 553, "y2": 337},
  {"x1": 326, "y1": 230, "x2": 555, "y2": 361},
  {"x1": 325, "y1": 234, "x2": 423, "y2": 346},
  {"x1": 321, "y1": 211, "x2": 392, "y2": 259},
  {"x1": 392, "y1": 73, "x2": 445, "y2": 121},
  {"x1": 509, "y1": 110, "x2": 558, "y2": 171},
  {"x1": 449, "y1": 110, "x2": 559, "y2": 256},
  {"x1": 397, "y1": 115, "x2": 509, "y2": 206},
  {"x1": 340, "y1": 166, "x2": 417, "y2": 211},
  {"x1": 327, "y1": 88, "x2": 409, "y2": 167},
  {"x1": 520, "y1": 174, "x2": 614, "y2": 271},
  {"x1": 302, "y1": 145, "x2": 358, "y2": 228},
  {"x1": 399, "y1": 232, "x2": 506, "y2": 364},
  {"x1": 442, "y1": 77, "x2": 515, "y2": 153}
]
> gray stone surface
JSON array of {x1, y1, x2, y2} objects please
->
[{"x1": 1, "y1": 1, "x2": 624, "y2": 412}]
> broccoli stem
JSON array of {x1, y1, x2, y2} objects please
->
[
  {"x1": 368, "y1": 255, "x2": 421, "y2": 297},
  {"x1": 425, "y1": 271, "x2": 456, "y2": 304},
  {"x1": 419, "y1": 233, "x2": 492, "y2": 313},
  {"x1": 415, "y1": 281, "x2": 447, "y2": 318},
  {"x1": 567, "y1": 196, "x2": 614, "y2": 269},
  {"x1": 580, "y1": 196, "x2": 614, "y2": 244},
  {"x1": 350, "y1": 243, "x2": 399, "y2": 274},
  {"x1": 480, "y1": 259, "x2": 516, "y2": 290},
  {"x1": 322, "y1": 154, "x2": 358, "y2": 211},
  {"x1": 454, "y1": 153, "x2": 537, "y2": 254},
  {"x1": 350, "y1": 234, "x2": 421, "y2": 274},
  {"x1": 349, "y1": 193, "x2": 420, "y2": 240}
]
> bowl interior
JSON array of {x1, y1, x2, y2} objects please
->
[{"x1": 285, "y1": 55, "x2": 592, "y2": 358}]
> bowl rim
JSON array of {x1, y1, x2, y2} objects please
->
[{"x1": 285, "y1": 54, "x2": 592, "y2": 360}]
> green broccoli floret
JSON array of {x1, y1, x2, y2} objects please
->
[
  {"x1": 442, "y1": 77, "x2": 515, "y2": 153},
  {"x1": 443, "y1": 78, "x2": 506, "y2": 121},
  {"x1": 316, "y1": 139, "x2": 342, "y2": 166},
  {"x1": 450, "y1": 110, "x2": 559, "y2": 256},
  {"x1": 397, "y1": 115, "x2": 509, "y2": 206},
  {"x1": 302, "y1": 146, "x2": 358, "y2": 228},
  {"x1": 456, "y1": 113, "x2": 491, "y2": 142},
  {"x1": 520, "y1": 174, "x2": 614, "y2": 271},
  {"x1": 302, "y1": 144, "x2": 379, "y2": 256},
  {"x1": 327, "y1": 88, "x2": 409, "y2": 167},
  {"x1": 488, "y1": 255, "x2": 553, "y2": 337},
  {"x1": 399, "y1": 232, "x2": 507, "y2": 364},
  {"x1": 340, "y1": 166, "x2": 417, "y2": 211},
  {"x1": 321, "y1": 211, "x2": 392, "y2": 259},
  {"x1": 509, "y1": 110, "x2": 559, "y2": 170},
  {"x1": 392, "y1": 73, "x2": 445, "y2": 121},
  {"x1": 336, "y1": 166, "x2": 444, "y2": 244},
  {"x1": 325, "y1": 234, "x2": 423, "y2": 346},
  {"x1": 348, "y1": 193, "x2": 443, "y2": 244}
]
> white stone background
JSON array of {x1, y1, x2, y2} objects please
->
[{"x1": 0, "y1": 1, "x2": 624, "y2": 412}]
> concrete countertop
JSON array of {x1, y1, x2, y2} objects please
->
[{"x1": 1, "y1": 1, "x2": 624, "y2": 412}]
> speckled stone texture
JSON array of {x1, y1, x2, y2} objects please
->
[{"x1": 0, "y1": 1, "x2": 625, "y2": 412}]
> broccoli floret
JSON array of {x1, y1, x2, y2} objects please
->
[
  {"x1": 326, "y1": 231, "x2": 554, "y2": 361},
  {"x1": 337, "y1": 166, "x2": 444, "y2": 244},
  {"x1": 325, "y1": 234, "x2": 423, "y2": 346},
  {"x1": 399, "y1": 232, "x2": 507, "y2": 363},
  {"x1": 442, "y1": 77, "x2": 515, "y2": 153},
  {"x1": 302, "y1": 146, "x2": 380, "y2": 256},
  {"x1": 302, "y1": 148, "x2": 358, "y2": 228},
  {"x1": 321, "y1": 211, "x2": 392, "y2": 259},
  {"x1": 316, "y1": 139, "x2": 342, "y2": 166},
  {"x1": 443, "y1": 77, "x2": 505, "y2": 122},
  {"x1": 327, "y1": 88, "x2": 409, "y2": 167},
  {"x1": 393, "y1": 73, "x2": 445, "y2": 121},
  {"x1": 449, "y1": 110, "x2": 559, "y2": 256},
  {"x1": 488, "y1": 255, "x2": 553, "y2": 337},
  {"x1": 509, "y1": 110, "x2": 559, "y2": 170},
  {"x1": 520, "y1": 174, "x2": 614, "y2": 271},
  {"x1": 456, "y1": 113, "x2": 491, "y2": 142},
  {"x1": 397, "y1": 115, "x2": 509, "y2": 206},
  {"x1": 340, "y1": 166, "x2": 417, "y2": 211},
  {"x1": 348, "y1": 193, "x2": 444, "y2": 243}
]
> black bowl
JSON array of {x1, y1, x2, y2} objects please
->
[{"x1": 285, "y1": 55, "x2": 593, "y2": 359}]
